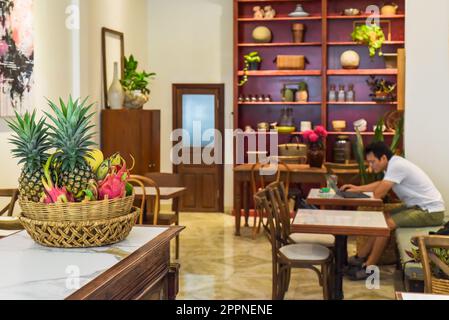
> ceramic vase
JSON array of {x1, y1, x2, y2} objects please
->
[
  {"x1": 108, "y1": 62, "x2": 124, "y2": 109},
  {"x1": 308, "y1": 146, "x2": 325, "y2": 168}
]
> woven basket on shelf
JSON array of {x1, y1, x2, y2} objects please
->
[
  {"x1": 19, "y1": 208, "x2": 140, "y2": 248},
  {"x1": 19, "y1": 195, "x2": 134, "y2": 221}
]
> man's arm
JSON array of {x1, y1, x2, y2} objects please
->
[
  {"x1": 373, "y1": 180, "x2": 395, "y2": 200},
  {"x1": 341, "y1": 181, "x2": 381, "y2": 192}
]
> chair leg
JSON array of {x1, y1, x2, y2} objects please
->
[
  {"x1": 285, "y1": 268, "x2": 292, "y2": 292},
  {"x1": 175, "y1": 235, "x2": 180, "y2": 259},
  {"x1": 321, "y1": 263, "x2": 330, "y2": 300},
  {"x1": 272, "y1": 261, "x2": 279, "y2": 300},
  {"x1": 252, "y1": 210, "x2": 260, "y2": 239}
]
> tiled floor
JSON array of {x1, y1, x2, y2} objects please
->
[{"x1": 175, "y1": 212, "x2": 396, "y2": 300}]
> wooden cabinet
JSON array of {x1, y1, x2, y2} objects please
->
[{"x1": 101, "y1": 109, "x2": 160, "y2": 175}]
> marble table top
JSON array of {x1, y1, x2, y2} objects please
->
[{"x1": 0, "y1": 226, "x2": 168, "y2": 300}]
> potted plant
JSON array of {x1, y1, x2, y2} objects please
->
[
  {"x1": 303, "y1": 126, "x2": 328, "y2": 168},
  {"x1": 239, "y1": 52, "x2": 262, "y2": 86},
  {"x1": 351, "y1": 24, "x2": 385, "y2": 58},
  {"x1": 366, "y1": 75, "x2": 397, "y2": 102},
  {"x1": 120, "y1": 55, "x2": 156, "y2": 109}
]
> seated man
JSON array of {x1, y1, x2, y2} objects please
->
[{"x1": 341, "y1": 141, "x2": 446, "y2": 280}]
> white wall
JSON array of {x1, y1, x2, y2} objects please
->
[
  {"x1": 405, "y1": 0, "x2": 449, "y2": 206},
  {"x1": 0, "y1": 0, "x2": 149, "y2": 189},
  {"x1": 146, "y1": 0, "x2": 234, "y2": 211}
]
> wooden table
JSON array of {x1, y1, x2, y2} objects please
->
[
  {"x1": 306, "y1": 189, "x2": 384, "y2": 208},
  {"x1": 134, "y1": 187, "x2": 187, "y2": 259},
  {"x1": 396, "y1": 292, "x2": 449, "y2": 300},
  {"x1": 0, "y1": 226, "x2": 184, "y2": 300},
  {"x1": 292, "y1": 209, "x2": 390, "y2": 300},
  {"x1": 233, "y1": 164, "x2": 360, "y2": 236}
]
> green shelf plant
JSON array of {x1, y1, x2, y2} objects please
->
[
  {"x1": 351, "y1": 24, "x2": 386, "y2": 58},
  {"x1": 239, "y1": 51, "x2": 262, "y2": 87}
]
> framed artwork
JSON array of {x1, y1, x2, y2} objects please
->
[
  {"x1": 0, "y1": 0, "x2": 34, "y2": 117},
  {"x1": 101, "y1": 27, "x2": 125, "y2": 109}
]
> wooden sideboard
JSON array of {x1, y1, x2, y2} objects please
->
[
  {"x1": 67, "y1": 226, "x2": 183, "y2": 300},
  {"x1": 101, "y1": 109, "x2": 161, "y2": 175}
]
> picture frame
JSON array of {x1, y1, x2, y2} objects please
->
[{"x1": 101, "y1": 27, "x2": 125, "y2": 109}]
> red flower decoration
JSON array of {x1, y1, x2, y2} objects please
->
[
  {"x1": 303, "y1": 130, "x2": 314, "y2": 141},
  {"x1": 314, "y1": 125, "x2": 328, "y2": 138},
  {"x1": 309, "y1": 133, "x2": 319, "y2": 143}
]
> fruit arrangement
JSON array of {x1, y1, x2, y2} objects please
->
[{"x1": 7, "y1": 96, "x2": 134, "y2": 204}]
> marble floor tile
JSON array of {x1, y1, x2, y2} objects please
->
[{"x1": 175, "y1": 212, "x2": 396, "y2": 300}]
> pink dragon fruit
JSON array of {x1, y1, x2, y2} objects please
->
[
  {"x1": 41, "y1": 154, "x2": 73, "y2": 204},
  {"x1": 98, "y1": 161, "x2": 129, "y2": 200}
]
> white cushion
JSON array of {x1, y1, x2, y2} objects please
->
[
  {"x1": 289, "y1": 233, "x2": 335, "y2": 247},
  {"x1": 279, "y1": 243, "x2": 331, "y2": 261}
]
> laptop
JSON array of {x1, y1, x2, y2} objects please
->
[{"x1": 328, "y1": 180, "x2": 371, "y2": 199}]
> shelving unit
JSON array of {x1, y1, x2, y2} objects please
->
[{"x1": 234, "y1": 0, "x2": 405, "y2": 163}]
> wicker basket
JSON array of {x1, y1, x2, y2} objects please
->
[
  {"x1": 19, "y1": 195, "x2": 135, "y2": 222},
  {"x1": 19, "y1": 208, "x2": 140, "y2": 248},
  {"x1": 432, "y1": 277, "x2": 449, "y2": 295}
]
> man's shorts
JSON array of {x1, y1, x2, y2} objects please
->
[{"x1": 390, "y1": 206, "x2": 445, "y2": 228}]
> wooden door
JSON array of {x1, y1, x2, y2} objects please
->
[
  {"x1": 101, "y1": 109, "x2": 160, "y2": 175},
  {"x1": 173, "y1": 84, "x2": 224, "y2": 212}
]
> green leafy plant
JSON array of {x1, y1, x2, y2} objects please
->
[
  {"x1": 351, "y1": 24, "x2": 385, "y2": 57},
  {"x1": 367, "y1": 75, "x2": 397, "y2": 101},
  {"x1": 120, "y1": 55, "x2": 156, "y2": 95},
  {"x1": 405, "y1": 238, "x2": 449, "y2": 280},
  {"x1": 354, "y1": 115, "x2": 404, "y2": 185},
  {"x1": 239, "y1": 52, "x2": 262, "y2": 86}
]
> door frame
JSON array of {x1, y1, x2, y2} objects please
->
[{"x1": 172, "y1": 83, "x2": 225, "y2": 212}]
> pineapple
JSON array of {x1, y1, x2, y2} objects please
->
[
  {"x1": 6, "y1": 111, "x2": 51, "y2": 202},
  {"x1": 45, "y1": 96, "x2": 96, "y2": 198}
]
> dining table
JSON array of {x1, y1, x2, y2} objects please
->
[
  {"x1": 292, "y1": 209, "x2": 391, "y2": 300},
  {"x1": 233, "y1": 164, "x2": 360, "y2": 236}
]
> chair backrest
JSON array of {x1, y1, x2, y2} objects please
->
[
  {"x1": 250, "y1": 161, "x2": 291, "y2": 197},
  {"x1": 418, "y1": 235, "x2": 449, "y2": 294},
  {"x1": 254, "y1": 189, "x2": 281, "y2": 254},
  {"x1": 0, "y1": 189, "x2": 19, "y2": 217},
  {"x1": 130, "y1": 175, "x2": 160, "y2": 225},
  {"x1": 144, "y1": 172, "x2": 184, "y2": 188},
  {"x1": 127, "y1": 178, "x2": 146, "y2": 225},
  {"x1": 266, "y1": 182, "x2": 291, "y2": 245}
]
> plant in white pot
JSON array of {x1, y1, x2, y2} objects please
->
[{"x1": 120, "y1": 55, "x2": 156, "y2": 109}]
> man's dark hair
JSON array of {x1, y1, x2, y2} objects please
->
[{"x1": 365, "y1": 141, "x2": 394, "y2": 160}]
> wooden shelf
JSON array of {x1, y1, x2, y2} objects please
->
[
  {"x1": 238, "y1": 42, "x2": 322, "y2": 47},
  {"x1": 328, "y1": 41, "x2": 405, "y2": 46},
  {"x1": 238, "y1": 16, "x2": 322, "y2": 21},
  {"x1": 327, "y1": 131, "x2": 396, "y2": 136},
  {"x1": 327, "y1": 14, "x2": 405, "y2": 20},
  {"x1": 239, "y1": 102, "x2": 322, "y2": 105},
  {"x1": 238, "y1": 0, "x2": 304, "y2": 2},
  {"x1": 327, "y1": 69, "x2": 398, "y2": 75},
  {"x1": 238, "y1": 70, "x2": 322, "y2": 76},
  {"x1": 327, "y1": 101, "x2": 398, "y2": 105},
  {"x1": 291, "y1": 131, "x2": 396, "y2": 136}
]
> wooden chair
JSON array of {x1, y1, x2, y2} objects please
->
[
  {"x1": 250, "y1": 162, "x2": 291, "y2": 239},
  {"x1": 417, "y1": 235, "x2": 449, "y2": 295},
  {"x1": 129, "y1": 175, "x2": 160, "y2": 225},
  {"x1": 0, "y1": 189, "x2": 23, "y2": 239},
  {"x1": 254, "y1": 188, "x2": 333, "y2": 300},
  {"x1": 266, "y1": 181, "x2": 335, "y2": 248},
  {"x1": 144, "y1": 172, "x2": 182, "y2": 259},
  {"x1": 127, "y1": 177, "x2": 147, "y2": 225}
]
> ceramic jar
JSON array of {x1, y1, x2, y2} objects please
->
[
  {"x1": 340, "y1": 50, "x2": 360, "y2": 69},
  {"x1": 333, "y1": 135, "x2": 352, "y2": 164},
  {"x1": 252, "y1": 26, "x2": 272, "y2": 43},
  {"x1": 308, "y1": 146, "x2": 325, "y2": 168}
]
